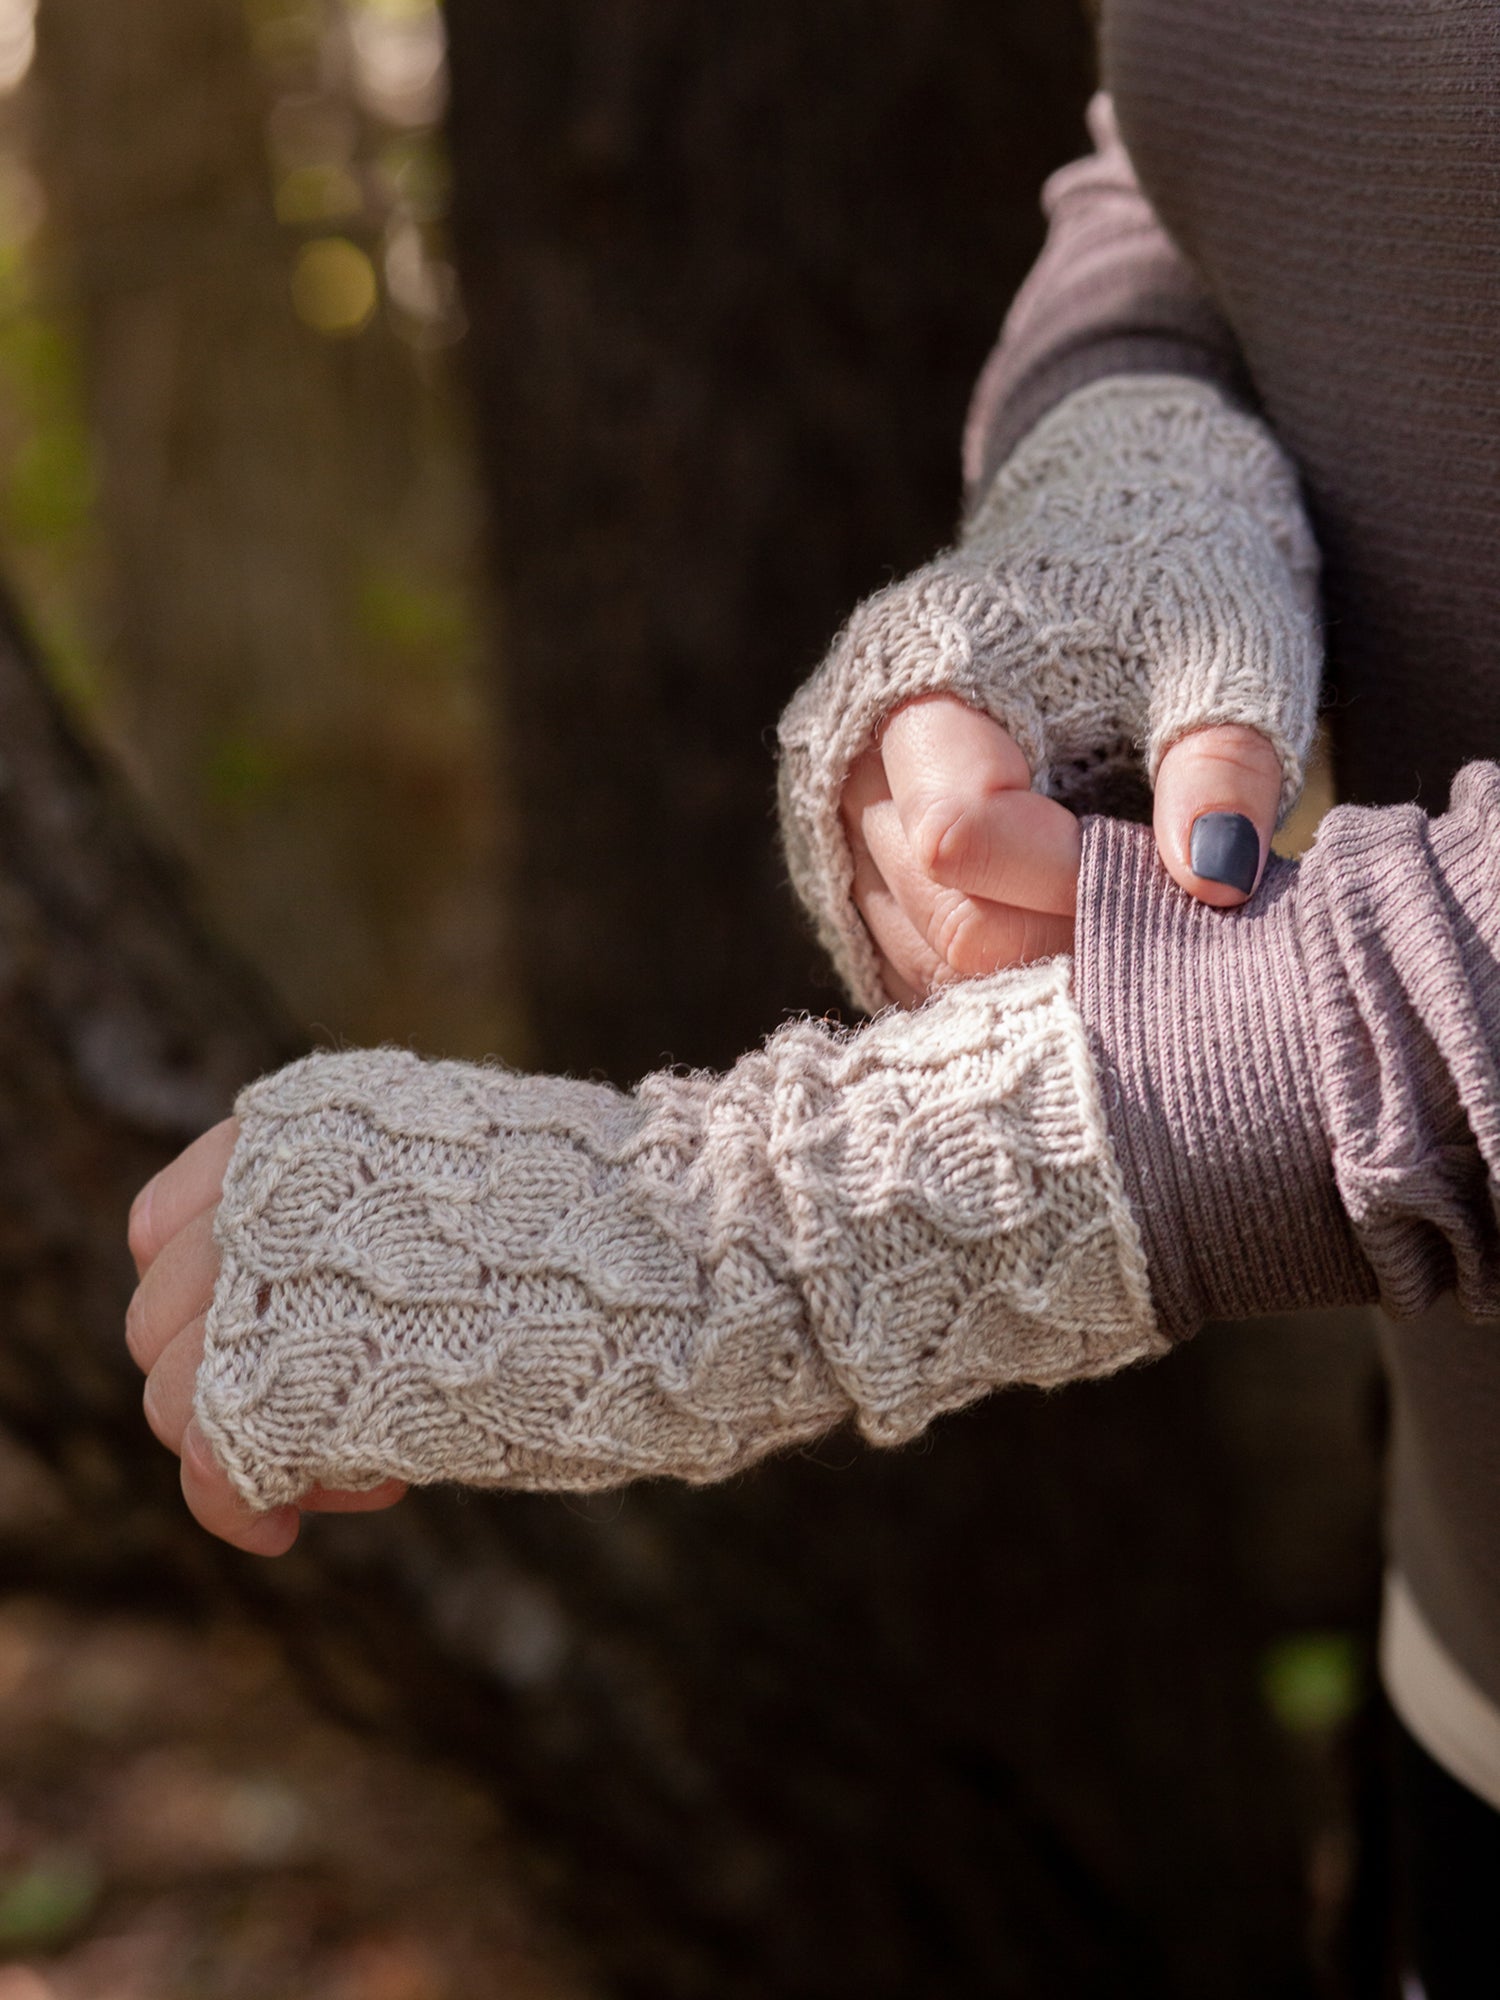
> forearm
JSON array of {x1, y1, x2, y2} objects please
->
[
  {"x1": 198, "y1": 960, "x2": 1161, "y2": 1509},
  {"x1": 964, "y1": 94, "x2": 1249, "y2": 506},
  {"x1": 1075, "y1": 764, "x2": 1500, "y2": 1336},
  {"x1": 779, "y1": 95, "x2": 1318, "y2": 1018}
]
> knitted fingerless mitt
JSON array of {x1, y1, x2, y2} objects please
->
[
  {"x1": 196, "y1": 960, "x2": 1160, "y2": 1510},
  {"x1": 778, "y1": 373, "x2": 1323, "y2": 1013}
]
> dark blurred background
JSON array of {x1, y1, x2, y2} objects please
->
[{"x1": 0, "y1": 4, "x2": 1385, "y2": 1996}]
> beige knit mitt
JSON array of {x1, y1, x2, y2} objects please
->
[
  {"x1": 778, "y1": 373, "x2": 1323, "y2": 1013},
  {"x1": 195, "y1": 959, "x2": 1160, "y2": 1510}
]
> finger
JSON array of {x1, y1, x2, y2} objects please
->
[
  {"x1": 934, "y1": 897, "x2": 1074, "y2": 977},
  {"x1": 165, "y1": 1373, "x2": 403, "y2": 1526},
  {"x1": 850, "y1": 807, "x2": 943, "y2": 1002},
  {"x1": 862, "y1": 796, "x2": 1073, "y2": 978},
  {"x1": 914, "y1": 786, "x2": 1080, "y2": 915},
  {"x1": 130, "y1": 1118, "x2": 239, "y2": 1276},
  {"x1": 949, "y1": 904, "x2": 1075, "y2": 973},
  {"x1": 300, "y1": 1480, "x2": 409, "y2": 1514},
  {"x1": 844, "y1": 744, "x2": 945, "y2": 1003},
  {"x1": 843, "y1": 729, "x2": 1071, "y2": 996},
  {"x1": 880, "y1": 697, "x2": 1079, "y2": 914},
  {"x1": 141, "y1": 1315, "x2": 206, "y2": 1453},
  {"x1": 125, "y1": 1206, "x2": 221, "y2": 1373},
  {"x1": 880, "y1": 691, "x2": 1032, "y2": 797},
  {"x1": 841, "y1": 738, "x2": 895, "y2": 819},
  {"x1": 181, "y1": 1419, "x2": 300, "y2": 1557},
  {"x1": 1154, "y1": 723, "x2": 1285, "y2": 908},
  {"x1": 873, "y1": 951, "x2": 923, "y2": 1011}
]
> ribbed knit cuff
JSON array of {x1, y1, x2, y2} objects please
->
[
  {"x1": 1294, "y1": 771, "x2": 1500, "y2": 1321},
  {"x1": 1073, "y1": 818, "x2": 1374, "y2": 1340},
  {"x1": 966, "y1": 339, "x2": 1246, "y2": 515}
]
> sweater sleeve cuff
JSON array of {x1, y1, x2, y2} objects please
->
[
  {"x1": 961, "y1": 93, "x2": 1252, "y2": 506},
  {"x1": 1071, "y1": 817, "x2": 1374, "y2": 1339}
]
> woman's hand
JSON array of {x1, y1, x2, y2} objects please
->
[
  {"x1": 126, "y1": 1118, "x2": 407, "y2": 1555},
  {"x1": 780, "y1": 375, "x2": 1320, "y2": 1015},
  {"x1": 842, "y1": 694, "x2": 1079, "y2": 1005},
  {"x1": 845, "y1": 695, "x2": 1283, "y2": 1006}
]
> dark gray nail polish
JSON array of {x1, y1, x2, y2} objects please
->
[{"x1": 1190, "y1": 812, "x2": 1261, "y2": 893}]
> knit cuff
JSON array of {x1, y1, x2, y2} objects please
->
[
  {"x1": 775, "y1": 556, "x2": 1056, "y2": 1016},
  {"x1": 1292, "y1": 766, "x2": 1500, "y2": 1322},
  {"x1": 1072, "y1": 817, "x2": 1373, "y2": 1340}
]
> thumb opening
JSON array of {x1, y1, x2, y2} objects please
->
[{"x1": 1153, "y1": 724, "x2": 1286, "y2": 908}]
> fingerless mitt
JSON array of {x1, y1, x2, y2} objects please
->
[
  {"x1": 196, "y1": 960, "x2": 1160, "y2": 1510},
  {"x1": 778, "y1": 373, "x2": 1323, "y2": 1013}
]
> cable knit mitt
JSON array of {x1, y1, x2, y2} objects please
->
[
  {"x1": 195, "y1": 959, "x2": 1161, "y2": 1510},
  {"x1": 778, "y1": 373, "x2": 1323, "y2": 1012}
]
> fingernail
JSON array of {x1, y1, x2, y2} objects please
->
[{"x1": 1189, "y1": 812, "x2": 1261, "y2": 894}]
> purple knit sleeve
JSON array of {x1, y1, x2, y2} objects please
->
[
  {"x1": 964, "y1": 93, "x2": 1250, "y2": 508},
  {"x1": 1073, "y1": 764, "x2": 1500, "y2": 1340}
]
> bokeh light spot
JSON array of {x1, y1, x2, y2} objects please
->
[
  {"x1": 0, "y1": 1850, "x2": 98, "y2": 1952},
  {"x1": 349, "y1": 0, "x2": 447, "y2": 127},
  {"x1": 291, "y1": 236, "x2": 378, "y2": 336},
  {"x1": 275, "y1": 163, "x2": 363, "y2": 227},
  {"x1": 1260, "y1": 1630, "x2": 1362, "y2": 1737}
]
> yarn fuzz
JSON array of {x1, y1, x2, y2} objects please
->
[{"x1": 197, "y1": 959, "x2": 1161, "y2": 1510}]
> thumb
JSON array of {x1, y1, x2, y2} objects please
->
[{"x1": 1153, "y1": 723, "x2": 1285, "y2": 907}]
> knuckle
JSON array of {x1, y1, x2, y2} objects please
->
[
  {"x1": 912, "y1": 795, "x2": 986, "y2": 883},
  {"x1": 935, "y1": 895, "x2": 1003, "y2": 977},
  {"x1": 1175, "y1": 722, "x2": 1283, "y2": 785}
]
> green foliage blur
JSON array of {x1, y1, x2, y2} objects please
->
[
  {"x1": 0, "y1": 144, "x2": 99, "y2": 706},
  {"x1": 0, "y1": 0, "x2": 466, "y2": 715},
  {"x1": 0, "y1": 0, "x2": 507, "y2": 1053}
]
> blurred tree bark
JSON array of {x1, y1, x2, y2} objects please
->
[
  {"x1": 447, "y1": 0, "x2": 1114, "y2": 1075},
  {"x1": 28, "y1": 0, "x2": 500, "y2": 1054},
  {"x1": 0, "y1": 2, "x2": 1384, "y2": 1996}
]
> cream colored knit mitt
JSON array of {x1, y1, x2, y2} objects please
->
[
  {"x1": 778, "y1": 373, "x2": 1323, "y2": 1013},
  {"x1": 196, "y1": 959, "x2": 1161, "y2": 1510}
]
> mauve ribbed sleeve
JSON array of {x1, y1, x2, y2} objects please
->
[
  {"x1": 1074, "y1": 763, "x2": 1500, "y2": 1341},
  {"x1": 963, "y1": 93, "x2": 1250, "y2": 506}
]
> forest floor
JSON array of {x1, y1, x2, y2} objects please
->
[{"x1": 0, "y1": 1597, "x2": 589, "y2": 2000}]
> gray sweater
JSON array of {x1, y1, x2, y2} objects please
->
[{"x1": 966, "y1": 1, "x2": 1500, "y2": 1708}]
